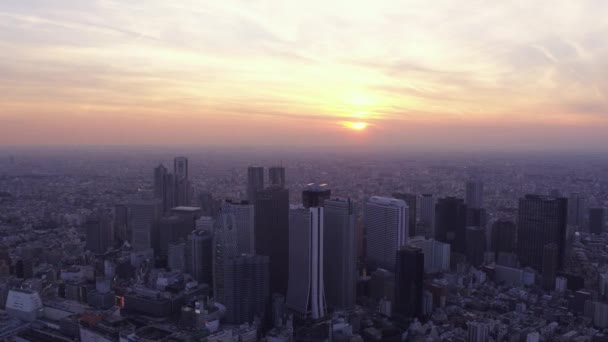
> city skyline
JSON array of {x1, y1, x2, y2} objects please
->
[{"x1": 1, "y1": 1, "x2": 608, "y2": 150}]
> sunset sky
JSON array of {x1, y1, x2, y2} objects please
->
[{"x1": 1, "y1": 0, "x2": 607, "y2": 150}]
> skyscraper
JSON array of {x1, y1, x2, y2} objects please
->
[
  {"x1": 214, "y1": 203, "x2": 239, "y2": 303},
  {"x1": 168, "y1": 240, "x2": 186, "y2": 272},
  {"x1": 113, "y1": 204, "x2": 130, "y2": 243},
  {"x1": 129, "y1": 200, "x2": 161, "y2": 252},
  {"x1": 85, "y1": 214, "x2": 113, "y2": 255},
  {"x1": 491, "y1": 220, "x2": 516, "y2": 257},
  {"x1": 420, "y1": 194, "x2": 436, "y2": 238},
  {"x1": 224, "y1": 200, "x2": 255, "y2": 254},
  {"x1": 286, "y1": 205, "x2": 326, "y2": 320},
  {"x1": 254, "y1": 186, "x2": 290, "y2": 296},
  {"x1": 394, "y1": 246, "x2": 424, "y2": 319},
  {"x1": 465, "y1": 226, "x2": 486, "y2": 267},
  {"x1": 174, "y1": 157, "x2": 190, "y2": 206},
  {"x1": 158, "y1": 215, "x2": 194, "y2": 260},
  {"x1": 365, "y1": 196, "x2": 408, "y2": 271},
  {"x1": 247, "y1": 166, "x2": 265, "y2": 204},
  {"x1": 542, "y1": 243, "x2": 558, "y2": 291},
  {"x1": 223, "y1": 254, "x2": 270, "y2": 324},
  {"x1": 190, "y1": 230, "x2": 213, "y2": 286},
  {"x1": 465, "y1": 180, "x2": 484, "y2": 209},
  {"x1": 517, "y1": 195, "x2": 567, "y2": 271},
  {"x1": 567, "y1": 193, "x2": 586, "y2": 227},
  {"x1": 153, "y1": 164, "x2": 175, "y2": 213},
  {"x1": 269, "y1": 166, "x2": 286, "y2": 188},
  {"x1": 323, "y1": 198, "x2": 356, "y2": 309},
  {"x1": 590, "y1": 208, "x2": 605, "y2": 235},
  {"x1": 435, "y1": 197, "x2": 467, "y2": 254},
  {"x1": 302, "y1": 183, "x2": 331, "y2": 208},
  {"x1": 393, "y1": 193, "x2": 417, "y2": 237}
]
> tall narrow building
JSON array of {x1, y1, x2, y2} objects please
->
[
  {"x1": 393, "y1": 193, "x2": 417, "y2": 237},
  {"x1": 542, "y1": 243, "x2": 559, "y2": 291},
  {"x1": 465, "y1": 180, "x2": 484, "y2": 209},
  {"x1": 247, "y1": 166, "x2": 265, "y2": 204},
  {"x1": 85, "y1": 214, "x2": 113, "y2": 255},
  {"x1": 435, "y1": 197, "x2": 467, "y2": 254},
  {"x1": 224, "y1": 200, "x2": 255, "y2": 254},
  {"x1": 254, "y1": 186, "x2": 290, "y2": 296},
  {"x1": 214, "y1": 203, "x2": 239, "y2": 303},
  {"x1": 567, "y1": 193, "x2": 586, "y2": 227},
  {"x1": 286, "y1": 200, "x2": 326, "y2": 320},
  {"x1": 269, "y1": 166, "x2": 286, "y2": 188},
  {"x1": 174, "y1": 157, "x2": 190, "y2": 206},
  {"x1": 153, "y1": 164, "x2": 175, "y2": 213},
  {"x1": 324, "y1": 198, "x2": 356, "y2": 309},
  {"x1": 394, "y1": 246, "x2": 424, "y2": 319},
  {"x1": 129, "y1": 200, "x2": 161, "y2": 252},
  {"x1": 223, "y1": 254, "x2": 270, "y2": 324},
  {"x1": 365, "y1": 196, "x2": 408, "y2": 271},
  {"x1": 517, "y1": 195, "x2": 567, "y2": 271},
  {"x1": 491, "y1": 220, "x2": 516, "y2": 258},
  {"x1": 589, "y1": 208, "x2": 605, "y2": 235},
  {"x1": 190, "y1": 230, "x2": 213, "y2": 286},
  {"x1": 420, "y1": 194, "x2": 436, "y2": 238},
  {"x1": 465, "y1": 226, "x2": 486, "y2": 267}
]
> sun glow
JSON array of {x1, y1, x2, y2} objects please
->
[{"x1": 343, "y1": 121, "x2": 368, "y2": 131}]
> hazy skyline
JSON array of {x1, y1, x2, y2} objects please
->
[{"x1": 1, "y1": 0, "x2": 607, "y2": 150}]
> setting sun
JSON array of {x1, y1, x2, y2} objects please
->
[{"x1": 343, "y1": 122, "x2": 368, "y2": 131}]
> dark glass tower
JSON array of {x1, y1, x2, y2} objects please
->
[
  {"x1": 302, "y1": 183, "x2": 330, "y2": 208},
  {"x1": 324, "y1": 198, "x2": 356, "y2": 309},
  {"x1": 254, "y1": 186, "x2": 290, "y2": 296},
  {"x1": 269, "y1": 166, "x2": 286, "y2": 188},
  {"x1": 223, "y1": 255, "x2": 270, "y2": 324},
  {"x1": 465, "y1": 226, "x2": 486, "y2": 267},
  {"x1": 393, "y1": 193, "x2": 417, "y2": 237},
  {"x1": 491, "y1": 220, "x2": 516, "y2": 257},
  {"x1": 247, "y1": 166, "x2": 265, "y2": 204},
  {"x1": 435, "y1": 197, "x2": 467, "y2": 253},
  {"x1": 589, "y1": 208, "x2": 605, "y2": 235},
  {"x1": 174, "y1": 157, "x2": 190, "y2": 206},
  {"x1": 394, "y1": 246, "x2": 424, "y2": 319},
  {"x1": 517, "y1": 195, "x2": 567, "y2": 271}
]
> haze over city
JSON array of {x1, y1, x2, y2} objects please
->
[{"x1": 1, "y1": 0, "x2": 608, "y2": 150}]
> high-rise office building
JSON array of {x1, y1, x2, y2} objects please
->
[
  {"x1": 247, "y1": 166, "x2": 265, "y2": 204},
  {"x1": 158, "y1": 215, "x2": 194, "y2": 260},
  {"x1": 254, "y1": 186, "x2": 290, "y2": 296},
  {"x1": 465, "y1": 181, "x2": 484, "y2": 209},
  {"x1": 590, "y1": 208, "x2": 605, "y2": 235},
  {"x1": 542, "y1": 243, "x2": 559, "y2": 291},
  {"x1": 567, "y1": 193, "x2": 586, "y2": 227},
  {"x1": 223, "y1": 254, "x2": 270, "y2": 324},
  {"x1": 408, "y1": 237, "x2": 451, "y2": 273},
  {"x1": 393, "y1": 193, "x2": 417, "y2": 237},
  {"x1": 465, "y1": 227, "x2": 486, "y2": 267},
  {"x1": 113, "y1": 204, "x2": 130, "y2": 243},
  {"x1": 420, "y1": 194, "x2": 436, "y2": 238},
  {"x1": 214, "y1": 204, "x2": 239, "y2": 303},
  {"x1": 394, "y1": 246, "x2": 424, "y2": 319},
  {"x1": 154, "y1": 164, "x2": 175, "y2": 213},
  {"x1": 269, "y1": 166, "x2": 286, "y2": 188},
  {"x1": 190, "y1": 230, "x2": 213, "y2": 286},
  {"x1": 323, "y1": 198, "x2": 356, "y2": 309},
  {"x1": 517, "y1": 195, "x2": 567, "y2": 271},
  {"x1": 85, "y1": 214, "x2": 113, "y2": 255},
  {"x1": 224, "y1": 200, "x2": 255, "y2": 254},
  {"x1": 435, "y1": 197, "x2": 467, "y2": 254},
  {"x1": 174, "y1": 157, "x2": 190, "y2": 207},
  {"x1": 168, "y1": 240, "x2": 186, "y2": 272},
  {"x1": 302, "y1": 183, "x2": 330, "y2": 208},
  {"x1": 365, "y1": 196, "x2": 408, "y2": 271},
  {"x1": 491, "y1": 220, "x2": 516, "y2": 257},
  {"x1": 129, "y1": 200, "x2": 161, "y2": 252},
  {"x1": 286, "y1": 205, "x2": 326, "y2": 320}
]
